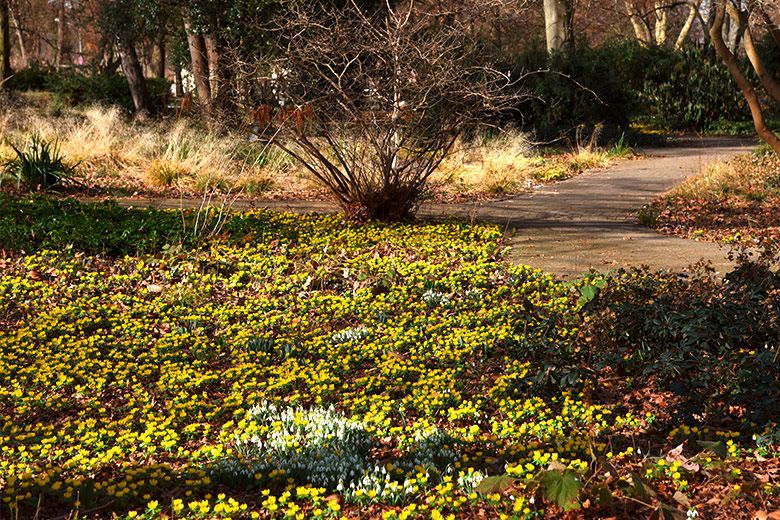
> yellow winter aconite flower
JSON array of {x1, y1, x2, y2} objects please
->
[{"x1": 0, "y1": 206, "x2": 765, "y2": 519}]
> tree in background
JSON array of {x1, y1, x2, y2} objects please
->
[
  {"x1": 0, "y1": 0, "x2": 11, "y2": 88},
  {"x1": 710, "y1": 0, "x2": 780, "y2": 153},
  {"x1": 625, "y1": 0, "x2": 703, "y2": 50},
  {"x1": 543, "y1": 0, "x2": 573, "y2": 53},
  {"x1": 99, "y1": 0, "x2": 156, "y2": 118},
  {"x1": 181, "y1": 0, "x2": 279, "y2": 120},
  {"x1": 2, "y1": 0, "x2": 775, "y2": 143},
  {"x1": 7, "y1": 0, "x2": 26, "y2": 68},
  {"x1": 183, "y1": 14, "x2": 211, "y2": 115}
]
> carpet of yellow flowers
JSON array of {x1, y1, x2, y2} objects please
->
[{"x1": 1, "y1": 208, "x2": 778, "y2": 520}]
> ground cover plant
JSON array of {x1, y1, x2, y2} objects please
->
[
  {"x1": 1, "y1": 135, "x2": 82, "y2": 192},
  {"x1": 638, "y1": 146, "x2": 780, "y2": 244},
  {"x1": 0, "y1": 96, "x2": 634, "y2": 204},
  {"x1": 1, "y1": 195, "x2": 779, "y2": 519}
]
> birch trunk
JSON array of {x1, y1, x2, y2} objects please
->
[
  {"x1": 543, "y1": 0, "x2": 568, "y2": 53},
  {"x1": 674, "y1": 0, "x2": 701, "y2": 51},
  {"x1": 653, "y1": 1, "x2": 668, "y2": 46},
  {"x1": 626, "y1": 1, "x2": 651, "y2": 43}
]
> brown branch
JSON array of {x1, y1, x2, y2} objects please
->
[
  {"x1": 732, "y1": 3, "x2": 780, "y2": 105},
  {"x1": 240, "y1": 0, "x2": 519, "y2": 220},
  {"x1": 710, "y1": 0, "x2": 780, "y2": 153},
  {"x1": 674, "y1": 0, "x2": 702, "y2": 50},
  {"x1": 758, "y1": 5, "x2": 780, "y2": 49}
]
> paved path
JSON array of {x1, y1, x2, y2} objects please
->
[
  {"x1": 112, "y1": 136, "x2": 758, "y2": 280},
  {"x1": 434, "y1": 136, "x2": 759, "y2": 279}
]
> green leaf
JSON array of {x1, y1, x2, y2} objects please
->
[
  {"x1": 696, "y1": 440, "x2": 728, "y2": 460},
  {"x1": 475, "y1": 474, "x2": 516, "y2": 495},
  {"x1": 592, "y1": 484, "x2": 612, "y2": 506},
  {"x1": 627, "y1": 469, "x2": 655, "y2": 502},
  {"x1": 579, "y1": 283, "x2": 600, "y2": 302},
  {"x1": 541, "y1": 469, "x2": 582, "y2": 510}
]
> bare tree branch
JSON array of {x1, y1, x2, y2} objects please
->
[
  {"x1": 710, "y1": 0, "x2": 780, "y2": 153},
  {"x1": 241, "y1": 1, "x2": 522, "y2": 221}
]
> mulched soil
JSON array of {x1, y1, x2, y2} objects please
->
[
  {"x1": 646, "y1": 197, "x2": 780, "y2": 245},
  {"x1": 642, "y1": 151, "x2": 780, "y2": 245}
]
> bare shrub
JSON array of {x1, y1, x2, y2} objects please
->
[{"x1": 250, "y1": 1, "x2": 521, "y2": 221}]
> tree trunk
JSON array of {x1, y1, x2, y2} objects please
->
[
  {"x1": 0, "y1": 0, "x2": 10, "y2": 88},
  {"x1": 184, "y1": 17, "x2": 212, "y2": 116},
  {"x1": 694, "y1": 8, "x2": 710, "y2": 46},
  {"x1": 139, "y1": 41, "x2": 151, "y2": 76},
  {"x1": 55, "y1": 0, "x2": 65, "y2": 69},
  {"x1": 710, "y1": 0, "x2": 780, "y2": 153},
  {"x1": 653, "y1": 0, "x2": 668, "y2": 46},
  {"x1": 674, "y1": 0, "x2": 701, "y2": 51},
  {"x1": 95, "y1": 34, "x2": 108, "y2": 72},
  {"x1": 211, "y1": 35, "x2": 236, "y2": 116},
  {"x1": 102, "y1": 46, "x2": 121, "y2": 75},
  {"x1": 153, "y1": 34, "x2": 165, "y2": 79},
  {"x1": 730, "y1": 3, "x2": 780, "y2": 105},
  {"x1": 204, "y1": 33, "x2": 219, "y2": 98},
  {"x1": 35, "y1": 33, "x2": 42, "y2": 65},
  {"x1": 119, "y1": 40, "x2": 154, "y2": 120},
  {"x1": 9, "y1": 4, "x2": 26, "y2": 69},
  {"x1": 724, "y1": 10, "x2": 740, "y2": 53},
  {"x1": 174, "y1": 62, "x2": 183, "y2": 97},
  {"x1": 543, "y1": 0, "x2": 569, "y2": 53},
  {"x1": 626, "y1": 1, "x2": 651, "y2": 43}
]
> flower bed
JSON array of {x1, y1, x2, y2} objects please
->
[{"x1": 1, "y1": 197, "x2": 778, "y2": 519}]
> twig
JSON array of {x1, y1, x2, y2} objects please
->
[{"x1": 50, "y1": 499, "x2": 117, "y2": 520}]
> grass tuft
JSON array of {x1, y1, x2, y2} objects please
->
[
  {"x1": 145, "y1": 158, "x2": 190, "y2": 187},
  {"x1": 2, "y1": 96, "x2": 630, "y2": 201},
  {"x1": 238, "y1": 175, "x2": 277, "y2": 195}
]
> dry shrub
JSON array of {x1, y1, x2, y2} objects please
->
[
  {"x1": 670, "y1": 160, "x2": 753, "y2": 200},
  {"x1": 0, "y1": 101, "x2": 310, "y2": 194},
  {"x1": 61, "y1": 106, "x2": 131, "y2": 162},
  {"x1": 259, "y1": 1, "x2": 519, "y2": 221},
  {"x1": 565, "y1": 148, "x2": 609, "y2": 173},
  {"x1": 146, "y1": 159, "x2": 190, "y2": 187},
  {"x1": 238, "y1": 175, "x2": 276, "y2": 196},
  {"x1": 193, "y1": 170, "x2": 234, "y2": 193}
]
